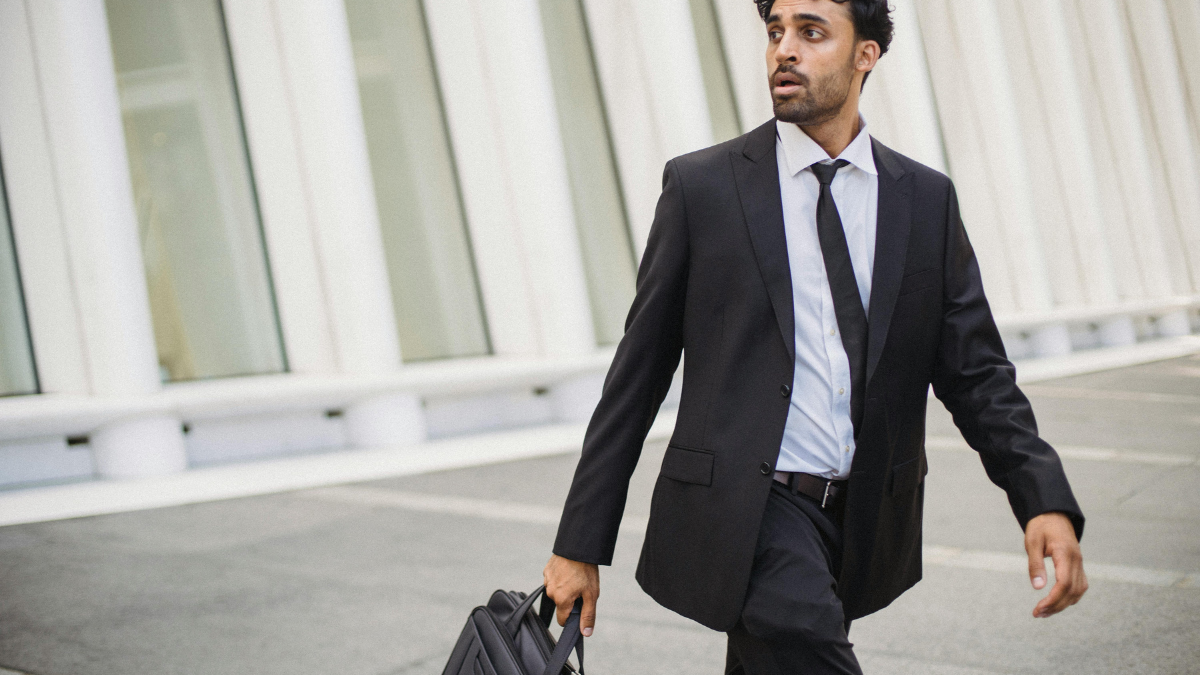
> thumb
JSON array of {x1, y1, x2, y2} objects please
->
[
  {"x1": 580, "y1": 594, "x2": 596, "y2": 637},
  {"x1": 1027, "y1": 533, "x2": 1048, "y2": 590}
]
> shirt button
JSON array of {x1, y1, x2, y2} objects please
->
[
  {"x1": 844, "y1": 445, "x2": 851, "y2": 453},
  {"x1": 780, "y1": 384, "x2": 791, "y2": 397},
  {"x1": 839, "y1": 388, "x2": 845, "y2": 395},
  {"x1": 760, "y1": 462, "x2": 772, "y2": 475},
  {"x1": 829, "y1": 329, "x2": 836, "y2": 336}
]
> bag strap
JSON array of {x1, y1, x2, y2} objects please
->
[
  {"x1": 504, "y1": 586, "x2": 586, "y2": 675},
  {"x1": 539, "y1": 591, "x2": 556, "y2": 628},
  {"x1": 541, "y1": 598, "x2": 584, "y2": 675},
  {"x1": 504, "y1": 586, "x2": 547, "y2": 635}
]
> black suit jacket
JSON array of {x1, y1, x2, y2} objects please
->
[{"x1": 553, "y1": 119, "x2": 1084, "y2": 630}]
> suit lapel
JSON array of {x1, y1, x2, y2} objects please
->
[
  {"x1": 865, "y1": 138, "x2": 913, "y2": 386},
  {"x1": 732, "y1": 119, "x2": 795, "y2": 363}
]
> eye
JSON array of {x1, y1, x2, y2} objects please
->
[
  {"x1": 803, "y1": 28, "x2": 822, "y2": 39},
  {"x1": 768, "y1": 29, "x2": 783, "y2": 41}
]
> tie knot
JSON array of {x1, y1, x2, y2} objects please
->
[{"x1": 810, "y1": 159, "x2": 850, "y2": 186}]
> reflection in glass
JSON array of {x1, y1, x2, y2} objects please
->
[
  {"x1": 345, "y1": 0, "x2": 491, "y2": 362},
  {"x1": 539, "y1": 0, "x2": 637, "y2": 346},
  {"x1": 106, "y1": 0, "x2": 286, "y2": 381},
  {"x1": 0, "y1": 153, "x2": 38, "y2": 396},
  {"x1": 689, "y1": 0, "x2": 742, "y2": 142}
]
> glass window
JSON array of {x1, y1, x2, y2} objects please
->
[
  {"x1": 539, "y1": 0, "x2": 637, "y2": 346},
  {"x1": 0, "y1": 150, "x2": 38, "y2": 396},
  {"x1": 689, "y1": 0, "x2": 742, "y2": 143},
  {"x1": 106, "y1": 0, "x2": 286, "y2": 381},
  {"x1": 345, "y1": 0, "x2": 491, "y2": 362}
]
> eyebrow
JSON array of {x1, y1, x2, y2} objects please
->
[{"x1": 767, "y1": 12, "x2": 831, "y2": 26}]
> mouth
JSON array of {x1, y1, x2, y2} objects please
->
[{"x1": 772, "y1": 72, "x2": 803, "y2": 96}]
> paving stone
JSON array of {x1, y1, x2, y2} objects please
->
[{"x1": 0, "y1": 358, "x2": 1198, "y2": 674}]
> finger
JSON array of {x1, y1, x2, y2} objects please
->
[
  {"x1": 1035, "y1": 549, "x2": 1076, "y2": 618},
  {"x1": 1034, "y1": 574, "x2": 1066, "y2": 618},
  {"x1": 580, "y1": 592, "x2": 597, "y2": 637},
  {"x1": 1054, "y1": 549, "x2": 1088, "y2": 607},
  {"x1": 556, "y1": 595, "x2": 574, "y2": 627},
  {"x1": 1026, "y1": 536, "x2": 1048, "y2": 591}
]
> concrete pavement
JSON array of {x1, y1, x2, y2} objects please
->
[{"x1": 1, "y1": 355, "x2": 1198, "y2": 674}]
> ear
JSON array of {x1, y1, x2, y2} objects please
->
[{"x1": 856, "y1": 39, "x2": 881, "y2": 74}]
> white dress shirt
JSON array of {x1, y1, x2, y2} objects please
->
[{"x1": 775, "y1": 118, "x2": 878, "y2": 480}]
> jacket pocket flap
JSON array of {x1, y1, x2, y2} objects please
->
[
  {"x1": 661, "y1": 444, "x2": 714, "y2": 486},
  {"x1": 898, "y1": 268, "x2": 939, "y2": 296},
  {"x1": 890, "y1": 455, "x2": 925, "y2": 496}
]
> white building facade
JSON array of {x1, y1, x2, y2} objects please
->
[{"x1": 0, "y1": 0, "x2": 1197, "y2": 489}]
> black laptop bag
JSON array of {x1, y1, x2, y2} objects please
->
[{"x1": 441, "y1": 585, "x2": 584, "y2": 675}]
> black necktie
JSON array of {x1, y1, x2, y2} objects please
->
[{"x1": 810, "y1": 160, "x2": 868, "y2": 436}]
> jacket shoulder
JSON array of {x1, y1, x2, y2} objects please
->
[
  {"x1": 667, "y1": 119, "x2": 776, "y2": 180},
  {"x1": 872, "y1": 138, "x2": 952, "y2": 192},
  {"x1": 666, "y1": 135, "x2": 747, "y2": 183}
]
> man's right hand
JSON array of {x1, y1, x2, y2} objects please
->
[{"x1": 543, "y1": 554, "x2": 600, "y2": 637}]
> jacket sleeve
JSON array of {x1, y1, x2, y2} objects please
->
[
  {"x1": 552, "y1": 160, "x2": 690, "y2": 565},
  {"x1": 930, "y1": 182, "x2": 1085, "y2": 540}
]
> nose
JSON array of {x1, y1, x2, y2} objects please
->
[{"x1": 774, "y1": 29, "x2": 801, "y2": 64}]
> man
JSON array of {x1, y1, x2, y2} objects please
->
[{"x1": 544, "y1": 0, "x2": 1088, "y2": 672}]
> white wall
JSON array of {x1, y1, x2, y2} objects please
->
[{"x1": 0, "y1": 0, "x2": 1198, "y2": 489}]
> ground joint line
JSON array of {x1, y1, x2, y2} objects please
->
[
  {"x1": 302, "y1": 486, "x2": 1197, "y2": 589},
  {"x1": 923, "y1": 436, "x2": 1196, "y2": 467}
]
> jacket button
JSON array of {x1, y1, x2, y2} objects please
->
[
  {"x1": 780, "y1": 384, "x2": 791, "y2": 397},
  {"x1": 759, "y1": 462, "x2": 772, "y2": 475}
]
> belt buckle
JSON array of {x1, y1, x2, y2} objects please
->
[{"x1": 821, "y1": 480, "x2": 832, "y2": 508}]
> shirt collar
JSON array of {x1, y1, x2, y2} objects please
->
[{"x1": 777, "y1": 116, "x2": 877, "y2": 178}]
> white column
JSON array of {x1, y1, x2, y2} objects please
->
[
  {"x1": 857, "y1": 0, "x2": 947, "y2": 174},
  {"x1": 913, "y1": 0, "x2": 1015, "y2": 317},
  {"x1": 424, "y1": 2, "x2": 539, "y2": 357},
  {"x1": 994, "y1": 0, "x2": 1087, "y2": 313},
  {"x1": 1162, "y1": 0, "x2": 1200, "y2": 337},
  {"x1": 627, "y1": 0, "x2": 716, "y2": 159},
  {"x1": 1017, "y1": 0, "x2": 1136, "y2": 344},
  {"x1": 427, "y1": 0, "x2": 596, "y2": 358},
  {"x1": 1123, "y1": 0, "x2": 1200, "y2": 298},
  {"x1": 222, "y1": 0, "x2": 338, "y2": 376},
  {"x1": 1068, "y1": 0, "x2": 1174, "y2": 306},
  {"x1": 25, "y1": 0, "x2": 186, "y2": 476},
  {"x1": 583, "y1": 0, "x2": 715, "y2": 255},
  {"x1": 476, "y1": 0, "x2": 596, "y2": 357},
  {"x1": 1024, "y1": 0, "x2": 1131, "y2": 345},
  {"x1": 269, "y1": 0, "x2": 403, "y2": 374},
  {"x1": 712, "y1": 0, "x2": 774, "y2": 132},
  {"x1": 952, "y1": 0, "x2": 1056, "y2": 319},
  {"x1": 916, "y1": 0, "x2": 1065, "y2": 355},
  {"x1": 0, "y1": 0, "x2": 89, "y2": 394},
  {"x1": 581, "y1": 0, "x2": 665, "y2": 258},
  {"x1": 269, "y1": 0, "x2": 432, "y2": 446},
  {"x1": 1165, "y1": 0, "x2": 1200, "y2": 146}
]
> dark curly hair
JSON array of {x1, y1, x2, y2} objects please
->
[{"x1": 755, "y1": 0, "x2": 894, "y2": 85}]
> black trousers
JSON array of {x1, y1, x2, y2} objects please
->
[{"x1": 724, "y1": 482, "x2": 862, "y2": 675}]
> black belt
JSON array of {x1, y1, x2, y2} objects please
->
[{"x1": 773, "y1": 471, "x2": 847, "y2": 508}]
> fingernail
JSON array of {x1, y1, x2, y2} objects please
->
[
  {"x1": 1032, "y1": 576, "x2": 1045, "y2": 589},
  {"x1": 582, "y1": 627, "x2": 593, "y2": 637}
]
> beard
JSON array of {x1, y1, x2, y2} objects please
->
[{"x1": 771, "y1": 63, "x2": 854, "y2": 126}]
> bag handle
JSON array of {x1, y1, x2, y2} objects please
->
[
  {"x1": 504, "y1": 586, "x2": 547, "y2": 635},
  {"x1": 502, "y1": 586, "x2": 585, "y2": 675},
  {"x1": 541, "y1": 597, "x2": 584, "y2": 675},
  {"x1": 539, "y1": 591, "x2": 556, "y2": 627}
]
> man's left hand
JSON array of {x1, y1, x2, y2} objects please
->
[{"x1": 1025, "y1": 511, "x2": 1088, "y2": 618}]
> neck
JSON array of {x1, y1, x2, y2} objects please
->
[{"x1": 799, "y1": 90, "x2": 862, "y2": 159}]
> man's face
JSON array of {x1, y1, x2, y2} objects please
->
[{"x1": 764, "y1": 0, "x2": 861, "y2": 126}]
